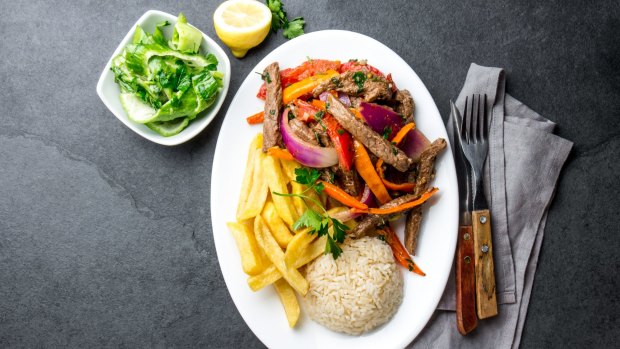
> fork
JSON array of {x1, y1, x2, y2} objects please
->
[{"x1": 459, "y1": 94, "x2": 498, "y2": 319}]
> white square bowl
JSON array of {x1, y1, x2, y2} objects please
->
[{"x1": 96, "y1": 10, "x2": 231, "y2": 146}]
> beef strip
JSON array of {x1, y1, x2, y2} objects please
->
[
  {"x1": 310, "y1": 121, "x2": 331, "y2": 147},
  {"x1": 312, "y1": 71, "x2": 392, "y2": 102},
  {"x1": 262, "y1": 62, "x2": 283, "y2": 152},
  {"x1": 326, "y1": 94, "x2": 412, "y2": 172},
  {"x1": 404, "y1": 138, "x2": 447, "y2": 254},
  {"x1": 394, "y1": 89, "x2": 415, "y2": 124},
  {"x1": 336, "y1": 168, "x2": 360, "y2": 197},
  {"x1": 289, "y1": 118, "x2": 318, "y2": 145},
  {"x1": 350, "y1": 193, "x2": 421, "y2": 238}
]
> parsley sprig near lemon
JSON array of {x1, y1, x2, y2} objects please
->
[{"x1": 214, "y1": 0, "x2": 305, "y2": 58}]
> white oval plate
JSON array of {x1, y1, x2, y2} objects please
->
[{"x1": 211, "y1": 30, "x2": 458, "y2": 349}]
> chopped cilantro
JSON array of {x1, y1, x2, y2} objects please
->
[
  {"x1": 352, "y1": 71, "x2": 367, "y2": 93},
  {"x1": 382, "y1": 126, "x2": 392, "y2": 139},
  {"x1": 337, "y1": 129, "x2": 345, "y2": 135}
]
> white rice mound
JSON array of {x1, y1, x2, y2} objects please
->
[{"x1": 303, "y1": 236, "x2": 403, "y2": 335}]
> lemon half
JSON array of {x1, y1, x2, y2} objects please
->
[{"x1": 214, "y1": 0, "x2": 272, "y2": 58}]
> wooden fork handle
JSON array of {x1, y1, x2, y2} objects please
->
[
  {"x1": 472, "y1": 209, "x2": 498, "y2": 319},
  {"x1": 456, "y1": 225, "x2": 477, "y2": 335}
]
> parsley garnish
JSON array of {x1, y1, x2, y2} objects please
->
[
  {"x1": 314, "y1": 110, "x2": 325, "y2": 120},
  {"x1": 352, "y1": 71, "x2": 367, "y2": 93},
  {"x1": 382, "y1": 126, "x2": 392, "y2": 139},
  {"x1": 337, "y1": 129, "x2": 345, "y2": 135},
  {"x1": 325, "y1": 102, "x2": 330, "y2": 110},
  {"x1": 392, "y1": 146, "x2": 398, "y2": 155},
  {"x1": 273, "y1": 168, "x2": 349, "y2": 259},
  {"x1": 266, "y1": 0, "x2": 306, "y2": 39}
]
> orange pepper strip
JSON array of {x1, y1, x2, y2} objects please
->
[
  {"x1": 282, "y1": 70, "x2": 339, "y2": 104},
  {"x1": 246, "y1": 111, "x2": 264, "y2": 125},
  {"x1": 381, "y1": 226, "x2": 426, "y2": 276},
  {"x1": 353, "y1": 140, "x2": 392, "y2": 204},
  {"x1": 319, "y1": 180, "x2": 368, "y2": 210},
  {"x1": 267, "y1": 147, "x2": 294, "y2": 161},
  {"x1": 350, "y1": 108, "x2": 364, "y2": 120},
  {"x1": 376, "y1": 123, "x2": 416, "y2": 191},
  {"x1": 352, "y1": 187, "x2": 438, "y2": 215}
]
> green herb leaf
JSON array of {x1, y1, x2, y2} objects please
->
[
  {"x1": 266, "y1": 0, "x2": 305, "y2": 39},
  {"x1": 331, "y1": 218, "x2": 349, "y2": 243},
  {"x1": 352, "y1": 71, "x2": 367, "y2": 93},
  {"x1": 325, "y1": 235, "x2": 343, "y2": 259},
  {"x1": 292, "y1": 209, "x2": 323, "y2": 231},
  {"x1": 294, "y1": 167, "x2": 321, "y2": 186},
  {"x1": 382, "y1": 126, "x2": 392, "y2": 139},
  {"x1": 283, "y1": 17, "x2": 305, "y2": 39}
]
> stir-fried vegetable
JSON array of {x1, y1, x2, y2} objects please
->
[
  {"x1": 111, "y1": 13, "x2": 222, "y2": 136},
  {"x1": 247, "y1": 57, "x2": 445, "y2": 275},
  {"x1": 353, "y1": 140, "x2": 392, "y2": 204},
  {"x1": 279, "y1": 108, "x2": 339, "y2": 168}
]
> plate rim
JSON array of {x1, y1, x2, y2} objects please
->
[{"x1": 211, "y1": 29, "x2": 458, "y2": 349}]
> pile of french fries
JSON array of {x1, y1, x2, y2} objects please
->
[{"x1": 227, "y1": 133, "x2": 348, "y2": 327}]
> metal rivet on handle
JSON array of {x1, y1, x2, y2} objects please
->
[
  {"x1": 464, "y1": 256, "x2": 471, "y2": 264},
  {"x1": 480, "y1": 215, "x2": 487, "y2": 224},
  {"x1": 464, "y1": 233, "x2": 470, "y2": 240},
  {"x1": 481, "y1": 245, "x2": 489, "y2": 253}
]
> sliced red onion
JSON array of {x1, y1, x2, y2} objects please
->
[
  {"x1": 337, "y1": 92, "x2": 351, "y2": 107},
  {"x1": 399, "y1": 128, "x2": 431, "y2": 163},
  {"x1": 280, "y1": 108, "x2": 339, "y2": 168},
  {"x1": 319, "y1": 91, "x2": 329, "y2": 102},
  {"x1": 328, "y1": 185, "x2": 376, "y2": 222},
  {"x1": 358, "y1": 102, "x2": 402, "y2": 139}
]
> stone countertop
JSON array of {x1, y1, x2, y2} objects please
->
[{"x1": 1, "y1": 1, "x2": 618, "y2": 347}]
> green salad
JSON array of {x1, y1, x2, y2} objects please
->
[{"x1": 111, "y1": 13, "x2": 223, "y2": 137}]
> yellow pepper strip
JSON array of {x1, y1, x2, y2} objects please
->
[{"x1": 282, "y1": 70, "x2": 339, "y2": 104}]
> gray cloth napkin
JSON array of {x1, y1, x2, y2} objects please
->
[{"x1": 408, "y1": 63, "x2": 573, "y2": 349}]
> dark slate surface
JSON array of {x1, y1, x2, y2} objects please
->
[{"x1": 1, "y1": 0, "x2": 618, "y2": 348}]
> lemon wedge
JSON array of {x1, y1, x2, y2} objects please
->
[{"x1": 214, "y1": 0, "x2": 272, "y2": 58}]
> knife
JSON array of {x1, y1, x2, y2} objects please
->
[{"x1": 450, "y1": 101, "x2": 477, "y2": 335}]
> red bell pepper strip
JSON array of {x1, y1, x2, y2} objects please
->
[
  {"x1": 292, "y1": 99, "x2": 319, "y2": 122},
  {"x1": 256, "y1": 60, "x2": 341, "y2": 99},
  {"x1": 320, "y1": 113, "x2": 355, "y2": 171},
  {"x1": 339, "y1": 60, "x2": 385, "y2": 77}
]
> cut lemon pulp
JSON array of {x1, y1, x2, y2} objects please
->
[{"x1": 214, "y1": 0, "x2": 272, "y2": 58}]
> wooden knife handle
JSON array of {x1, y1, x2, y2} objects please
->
[
  {"x1": 472, "y1": 209, "x2": 498, "y2": 319},
  {"x1": 456, "y1": 225, "x2": 477, "y2": 335}
]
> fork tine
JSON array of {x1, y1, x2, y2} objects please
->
[
  {"x1": 462, "y1": 96, "x2": 469, "y2": 143},
  {"x1": 471, "y1": 94, "x2": 479, "y2": 144},
  {"x1": 482, "y1": 94, "x2": 488, "y2": 140}
]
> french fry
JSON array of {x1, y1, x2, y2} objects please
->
[
  {"x1": 290, "y1": 181, "x2": 308, "y2": 217},
  {"x1": 262, "y1": 200, "x2": 294, "y2": 248},
  {"x1": 284, "y1": 228, "x2": 315, "y2": 268},
  {"x1": 237, "y1": 148, "x2": 269, "y2": 221},
  {"x1": 248, "y1": 235, "x2": 327, "y2": 291},
  {"x1": 253, "y1": 216, "x2": 309, "y2": 295},
  {"x1": 226, "y1": 222, "x2": 265, "y2": 275},
  {"x1": 274, "y1": 279, "x2": 300, "y2": 327},
  {"x1": 263, "y1": 155, "x2": 298, "y2": 227},
  {"x1": 279, "y1": 158, "x2": 301, "y2": 182}
]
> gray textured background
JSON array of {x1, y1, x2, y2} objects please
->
[{"x1": 1, "y1": 0, "x2": 619, "y2": 348}]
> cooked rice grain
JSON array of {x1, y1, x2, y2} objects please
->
[{"x1": 304, "y1": 237, "x2": 403, "y2": 335}]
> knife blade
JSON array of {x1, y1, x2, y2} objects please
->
[{"x1": 451, "y1": 101, "x2": 477, "y2": 335}]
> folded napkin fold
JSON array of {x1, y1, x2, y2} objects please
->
[{"x1": 408, "y1": 63, "x2": 572, "y2": 348}]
